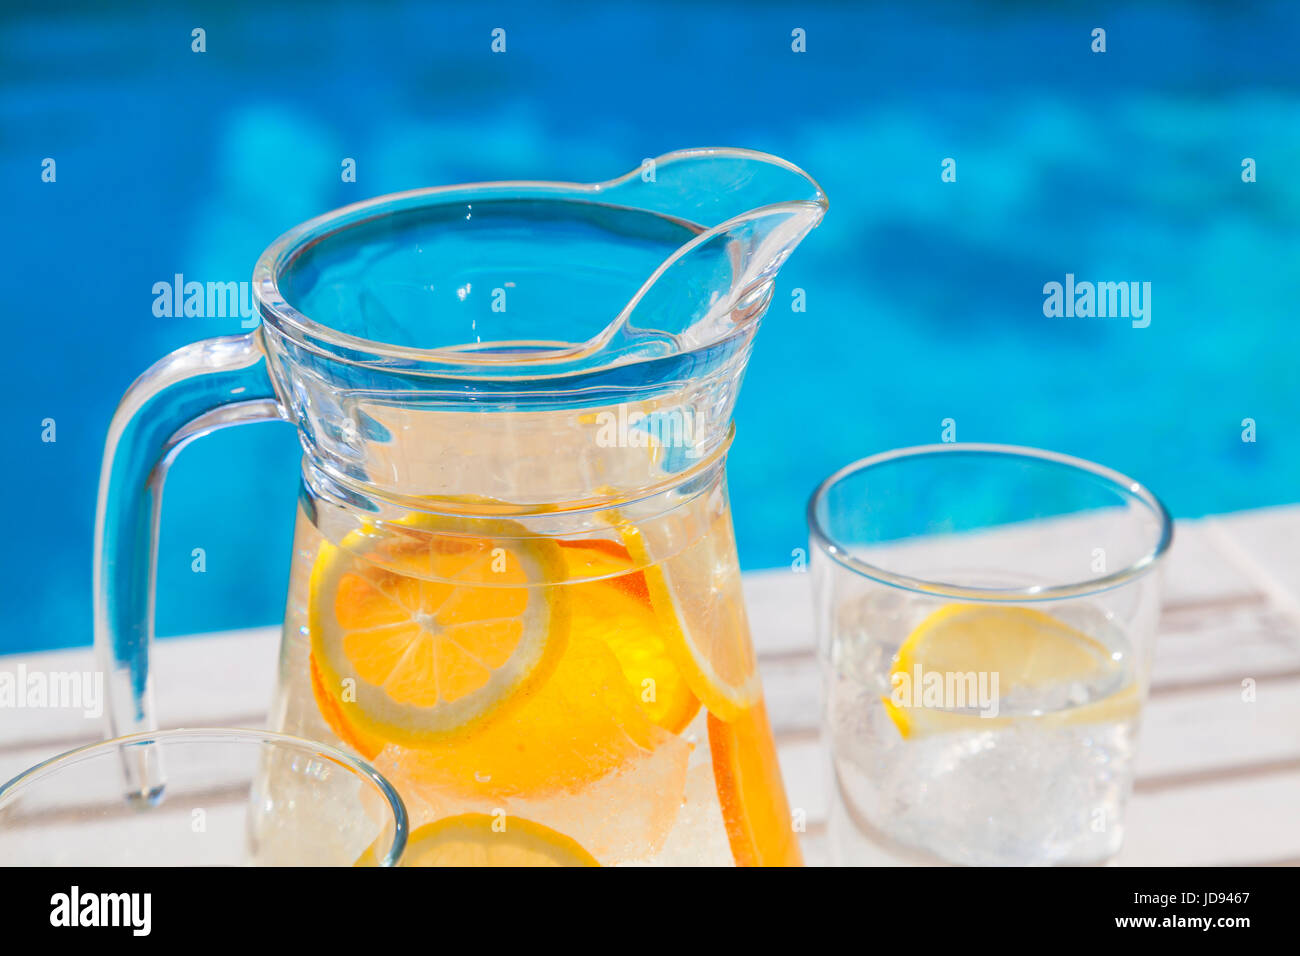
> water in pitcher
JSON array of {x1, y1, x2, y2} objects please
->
[{"x1": 268, "y1": 467, "x2": 799, "y2": 866}]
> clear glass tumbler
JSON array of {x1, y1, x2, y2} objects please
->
[
  {"x1": 807, "y1": 444, "x2": 1172, "y2": 866},
  {"x1": 0, "y1": 728, "x2": 407, "y2": 865}
]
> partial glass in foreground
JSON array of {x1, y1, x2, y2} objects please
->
[
  {"x1": 808, "y1": 444, "x2": 1172, "y2": 866},
  {"x1": 0, "y1": 728, "x2": 407, "y2": 866}
]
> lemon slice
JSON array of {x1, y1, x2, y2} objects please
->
[
  {"x1": 397, "y1": 813, "x2": 599, "y2": 867},
  {"x1": 616, "y1": 502, "x2": 760, "y2": 724},
  {"x1": 884, "y1": 604, "x2": 1138, "y2": 739},
  {"x1": 309, "y1": 515, "x2": 569, "y2": 747}
]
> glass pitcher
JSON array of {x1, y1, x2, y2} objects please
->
[{"x1": 94, "y1": 148, "x2": 827, "y2": 866}]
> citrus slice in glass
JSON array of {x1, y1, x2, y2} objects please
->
[
  {"x1": 308, "y1": 515, "x2": 569, "y2": 747},
  {"x1": 385, "y1": 630, "x2": 688, "y2": 799},
  {"x1": 883, "y1": 604, "x2": 1139, "y2": 739},
  {"x1": 616, "y1": 499, "x2": 760, "y2": 724},
  {"x1": 559, "y1": 539, "x2": 700, "y2": 733},
  {"x1": 396, "y1": 813, "x2": 599, "y2": 867},
  {"x1": 309, "y1": 650, "x2": 386, "y2": 759},
  {"x1": 708, "y1": 702, "x2": 802, "y2": 866},
  {"x1": 557, "y1": 538, "x2": 651, "y2": 604}
]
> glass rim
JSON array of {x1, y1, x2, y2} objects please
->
[
  {"x1": 251, "y1": 146, "x2": 827, "y2": 377},
  {"x1": 0, "y1": 727, "x2": 409, "y2": 866},
  {"x1": 806, "y1": 443, "x2": 1174, "y2": 602}
]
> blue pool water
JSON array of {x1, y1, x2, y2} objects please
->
[{"x1": 2, "y1": 1, "x2": 1296, "y2": 652}]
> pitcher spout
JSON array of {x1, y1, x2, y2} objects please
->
[{"x1": 592, "y1": 148, "x2": 829, "y2": 365}]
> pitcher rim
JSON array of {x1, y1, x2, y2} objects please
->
[{"x1": 251, "y1": 147, "x2": 828, "y2": 378}]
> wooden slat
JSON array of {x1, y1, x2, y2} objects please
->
[
  {"x1": 1117, "y1": 771, "x2": 1300, "y2": 866},
  {"x1": 1148, "y1": 605, "x2": 1300, "y2": 691},
  {"x1": 1210, "y1": 507, "x2": 1300, "y2": 617},
  {"x1": 743, "y1": 569, "x2": 815, "y2": 656},
  {"x1": 1158, "y1": 518, "x2": 1263, "y2": 609},
  {"x1": 0, "y1": 627, "x2": 278, "y2": 757}
]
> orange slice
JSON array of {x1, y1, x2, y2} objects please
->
[
  {"x1": 558, "y1": 538, "x2": 650, "y2": 604},
  {"x1": 708, "y1": 702, "x2": 802, "y2": 867},
  {"x1": 398, "y1": 813, "x2": 599, "y2": 867},
  {"x1": 569, "y1": 578, "x2": 700, "y2": 735},
  {"x1": 389, "y1": 631, "x2": 685, "y2": 799},
  {"x1": 559, "y1": 538, "x2": 699, "y2": 733},
  {"x1": 309, "y1": 651, "x2": 385, "y2": 759},
  {"x1": 311, "y1": 572, "x2": 701, "y2": 752},
  {"x1": 309, "y1": 516, "x2": 569, "y2": 747}
]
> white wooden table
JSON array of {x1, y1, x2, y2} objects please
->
[{"x1": 3, "y1": 505, "x2": 1298, "y2": 865}]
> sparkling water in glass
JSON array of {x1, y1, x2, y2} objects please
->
[{"x1": 808, "y1": 445, "x2": 1171, "y2": 866}]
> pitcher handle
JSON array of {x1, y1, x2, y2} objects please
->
[{"x1": 93, "y1": 330, "x2": 285, "y2": 775}]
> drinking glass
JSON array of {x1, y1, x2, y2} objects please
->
[
  {"x1": 0, "y1": 728, "x2": 407, "y2": 865},
  {"x1": 808, "y1": 444, "x2": 1172, "y2": 866}
]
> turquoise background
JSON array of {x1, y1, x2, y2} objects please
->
[{"x1": 1, "y1": 1, "x2": 1295, "y2": 652}]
